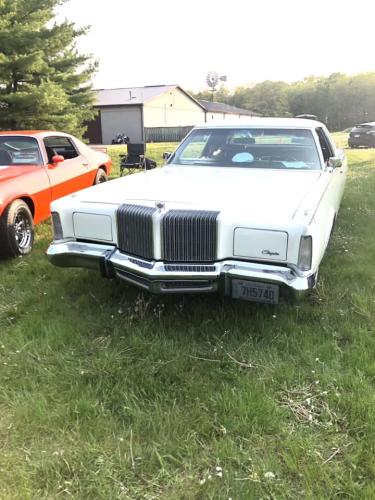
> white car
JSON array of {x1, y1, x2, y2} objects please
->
[{"x1": 47, "y1": 118, "x2": 347, "y2": 304}]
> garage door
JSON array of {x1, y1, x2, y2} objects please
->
[{"x1": 101, "y1": 106, "x2": 143, "y2": 144}]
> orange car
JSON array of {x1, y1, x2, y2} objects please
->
[{"x1": 0, "y1": 131, "x2": 112, "y2": 258}]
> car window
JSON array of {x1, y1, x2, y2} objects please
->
[
  {"x1": 315, "y1": 127, "x2": 334, "y2": 163},
  {"x1": 44, "y1": 136, "x2": 79, "y2": 162},
  {"x1": 180, "y1": 131, "x2": 210, "y2": 160},
  {"x1": 172, "y1": 128, "x2": 322, "y2": 170},
  {"x1": 73, "y1": 138, "x2": 91, "y2": 154},
  {"x1": 0, "y1": 136, "x2": 42, "y2": 166}
]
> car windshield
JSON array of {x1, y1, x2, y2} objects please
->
[
  {"x1": 171, "y1": 128, "x2": 322, "y2": 170},
  {"x1": 0, "y1": 136, "x2": 42, "y2": 166}
]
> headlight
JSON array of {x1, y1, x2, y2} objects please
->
[
  {"x1": 73, "y1": 212, "x2": 113, "y2": 241},
  {"x1": 51, "y1": 212, "x2": 63, "y2": 240},
  {"x1": 298, "y1": 236, "x2": 312, "y2": 271}
]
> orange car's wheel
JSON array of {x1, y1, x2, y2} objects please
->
[
  {"x1": 0, "y1": 200, "x2": 34, "y2": 258},
  {"x1": 94, "y1": 169, "x2": 108, "y2": 184}
]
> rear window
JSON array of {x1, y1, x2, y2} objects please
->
[{"x1": 0, "y1": 136, "x2": 42, "y2": 166}]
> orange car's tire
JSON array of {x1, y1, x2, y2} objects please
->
[
  {"x1": 94, "y1": 169, "x2": 108, "y2": 184},
  {"x1": 0, "y1": 200, "x2": 34, "y2": 258}
]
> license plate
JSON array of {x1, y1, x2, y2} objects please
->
[
  {"x1": 354, "y1": 134, "x2": 360, "y2": 138},
  {"x1": 232, "y1": 279, "x2": 279, "y2": 304}
]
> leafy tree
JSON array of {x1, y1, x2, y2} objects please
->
[
  {"x1": 0, "y1": 0, "x2": 97, "y2": 136},
  {"x1": 190, "y1": 89, "x2": 213, "y2": 102},
  {"x1": 191, "y1": 85, "x2": 231, "y2": 104},
  {"x1": 232, "y1": 81, "x2": 291, "y2": 117},
  {"x1": 288, "y1": 73, "x2": 375, "y2": 130}
]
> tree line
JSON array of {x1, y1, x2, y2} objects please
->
[{"x1": 193, "y1": 72, "x2": 375, "y2": 131}]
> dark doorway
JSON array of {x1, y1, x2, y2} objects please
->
[{"x1": 84, "y1": 111, "x2": 102, "y2": 144}]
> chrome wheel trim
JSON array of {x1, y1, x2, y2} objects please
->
[
  {"x1": 97, "y1": 172, "x2": 107, "y2": 183},
  {"x1": 14, "y1": 212, "x2": 32, "y2": 249}
]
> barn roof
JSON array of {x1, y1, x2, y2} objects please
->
[{"x1": 199, "y1": 100, "x2": 261, "y2": 116}]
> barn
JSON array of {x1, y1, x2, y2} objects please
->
[
  {"x1": 199, "y1": 100, "x2": 261, "y2": 122},
  {"x1": 85, "y1": 85, "x2": 260, "y2": 144}
]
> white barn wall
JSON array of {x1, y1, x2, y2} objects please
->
[{"x1": 143, "y1": 88, "x2": 204, "y2": 127}]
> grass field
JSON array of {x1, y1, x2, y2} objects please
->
[
  {"x1": 108, "y1": 143, "x2": 177, "y2": 176},
  {"x1": 0, "y1": 135, "x2": 374, "y2": 499}
]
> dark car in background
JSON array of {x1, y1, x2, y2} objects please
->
[{"x1": 348, "y1": 122, "x2": 375, "y2": 148}]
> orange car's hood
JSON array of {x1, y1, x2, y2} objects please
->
[{"x1": 0, "y1": 164, "x2": 40, "y2": 182}]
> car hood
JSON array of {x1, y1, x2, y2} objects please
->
[
  {"x1": 78, "y1": 165, "x2": 322, "y2": 220},
  {"x1": 0, "y1": 164, "x2": 40, "y2": 182}
]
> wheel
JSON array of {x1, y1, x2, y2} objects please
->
[
  {"x1": 0, "y1": 200, "x2": 34, "y2": 258},
  {"x1": 94, "y1": 169, "x2": 108, "y2": 184}
]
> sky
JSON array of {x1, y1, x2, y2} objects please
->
[{"x1": 58, "y1": 0, "x2": 374, "y2": 92}]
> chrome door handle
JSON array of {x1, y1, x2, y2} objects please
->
[{"x1": 82, "y1": 162, "x2": 89, "y2": 167}]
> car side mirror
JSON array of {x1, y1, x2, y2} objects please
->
[
  {"x1": 163, "y1": 152, "x2": 172, "y2": 161},
  {"x1": 50, "y1": 155, "x2": 64, "y2": 168},
  {"x1": 328, "y1": 156, "x2": 342, "y2": 169}
]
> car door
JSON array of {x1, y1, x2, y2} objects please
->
[
  {"x1": 0, "y1": 135, "x2": 52, "y2": 223},
  {"x1": 314, "y1": 127, "x2": 347, "y2": 250},
  {"x1": 43, "y1": 135, "x2": 93, "y2": 201},
  {"x1": 316, "y1": 127, "x2": 346, "y2": 210}
]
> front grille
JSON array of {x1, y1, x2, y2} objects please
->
[
  {"x1": 162, "y1": 210, "x2": 219, "y2": 262},
  {"x1": 117, "y1": 204, "x2": 156, "y2": 260},
  {"x1": 164, "y1": 264, "x2": 216, "y2": 273}
]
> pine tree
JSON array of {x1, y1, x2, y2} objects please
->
[{"x1": 0, "y1": 0, "x2": 97, "y2": 136}]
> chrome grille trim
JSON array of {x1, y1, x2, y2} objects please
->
[
  {"x1": 128, "y1": 257, "x2": 154, "y2": 269},
  {"x1": 117, "y1": 204, "x2": 156, "y2": 260},
  {"x1": 162, "y1": 210, "x2": 219, "y2": 262},
  {"x1": 164, "y1": 264, "x2": 216, "y2": 273}
]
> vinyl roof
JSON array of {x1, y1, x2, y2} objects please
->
[{"x1": 199, "y1": 100, "x2": 261, "y2": 116}]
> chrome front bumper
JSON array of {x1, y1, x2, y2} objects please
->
[{"x1": 47, "y1": 240, "x2": 316, "y2": 296}]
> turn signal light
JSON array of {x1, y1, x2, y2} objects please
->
[
  {"x1": 298, "y1": 236, "x2": 312, "y2": 271},
  {"x1": 51, "y1": 212, "x2": 63, "y2": 240}
]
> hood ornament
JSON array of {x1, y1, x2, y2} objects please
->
[{"x1": 155, "y1": 201, "x2": 165, "y2": 211}]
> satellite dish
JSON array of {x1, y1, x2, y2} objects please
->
[{"x1": 206, "y1": 71, "x2": 219, "y2": 89}]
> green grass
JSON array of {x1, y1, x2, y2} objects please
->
[
  {"x1": 108, "y1": 143, "x2": 178, "y2": 177},
  {"x1": 332, "y1": 132, "x2": 349, "y2": 149},
  {"x1": 0, "y1": 142, "x2": 374, "y2": 499}
]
